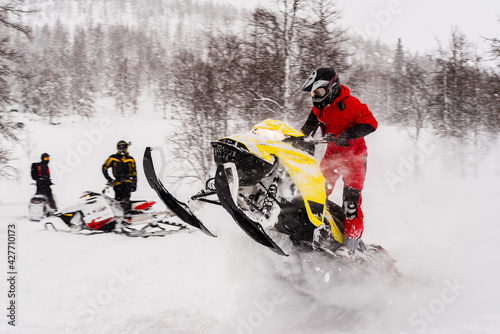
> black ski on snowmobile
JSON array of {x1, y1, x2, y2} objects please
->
[
  {"x1": 143, "y1": 147, "x2": 216, "y2": 237},
  {"x1": 215, "y1": 163, "x2": 287, "y2": 256}
]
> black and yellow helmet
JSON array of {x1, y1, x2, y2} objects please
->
[{"x1": 117, "y1": 140, "x2": 129, "y2": 154}]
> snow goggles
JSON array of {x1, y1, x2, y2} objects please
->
[
  {"x1": 118, "y1": 145, "x2": 127, "y2": 151},
  {"x1": 310, "y1": 73, "x2": 338, "y2": 98},
  {"x1": 310, "y1": 87, "x2": 327, "y2": 98},
  {"x1": 43, "y1": 156, "x2": 49, "y2": 161}
]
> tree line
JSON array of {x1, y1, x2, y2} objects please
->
[{"x1": 1, "y1": 0, "x2": 499, "y2": 182}]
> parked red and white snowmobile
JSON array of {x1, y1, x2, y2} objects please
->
[
  {"x1": 42, "y1": 186, "x2": 188, "y2": 237},
  {"x1": 144, "y1": 120, "x2": 403, "y2": 284}
]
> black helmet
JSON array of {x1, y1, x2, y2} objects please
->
[
  {"x1": 301, "y1": 67, "x2": 340, "y2": 110},
  {"x1": 41, "y1": 153, "x2": 50, "y2": 162},
  {"x1": 117, "y1": 140, "x2": 129, "y2": 154}
]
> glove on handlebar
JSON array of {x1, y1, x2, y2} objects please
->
[
  {"x1": 324, "y1": 133, "x2": 349, "y2": 147},
  {"x1": 325, "y1": 124, "x2": 376, "y2": 147}
]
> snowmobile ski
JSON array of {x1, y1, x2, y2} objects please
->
[
  {"x1": 44, "y1": 221, "x2": 106, "y2": 235},
  {"x1": 44, "y1": 219, "x2": 190, "y2": 238},
  {"x1": 143, "y1": 146, "x2": 216, "y2": 237},
  {"x1": 214, "y1": 163, "x2": 287, "y2": 256},
  {"x1": 118, "y1": 221, "x2": 191, "y2": 238}
]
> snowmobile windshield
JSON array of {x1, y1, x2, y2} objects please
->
[
  {"x1": 251, "y1": 128, "x2": 286, "y2": 141},
  {"x1": 80, "y1": 191, "x2": 100, "y2": 199}
]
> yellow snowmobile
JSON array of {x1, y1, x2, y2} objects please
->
[
  {"x1": 210, "y1": 119, "x2": 345, "y2": 255},
  {"x1": 144, "y1": 120, "x2": 402, "y2": 282}
]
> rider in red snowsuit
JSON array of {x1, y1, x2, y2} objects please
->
[{"x1": 300, "y1": 67, "x2": 378, "y2": 257}]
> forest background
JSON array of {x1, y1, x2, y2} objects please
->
[{"x1": 1, "y1": 0, "x2": 499, "y2": 184}]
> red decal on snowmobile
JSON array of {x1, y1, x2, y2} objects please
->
[
  {"x1": 88, "y1": 217, "x2": 113, "y2": 229},
  {"x1": 134, "y1": 201, "x2": 156, "y2": 210}
]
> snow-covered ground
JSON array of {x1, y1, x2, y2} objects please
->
[{"x1": 1, "y1": 103, "x2": 500, "y2": 334}]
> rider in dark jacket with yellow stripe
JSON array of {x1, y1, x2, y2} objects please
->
[{"x1": 102, "y1": 140, "x2": 137, "y2": 221}]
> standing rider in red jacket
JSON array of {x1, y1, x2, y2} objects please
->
[{"x1": 300, "y1": 67, "x2": 378, "y2": 259}]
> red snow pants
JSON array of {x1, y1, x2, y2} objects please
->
[{"x1": 320, "y1": 152, "x2": 367, "y2": 240}]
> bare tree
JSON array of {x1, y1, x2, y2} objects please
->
[
  {"x1": 70, "y1": 28, "x2": 96, "y2": 119},
  {"x1": 0, "y1": 0, "x2": 34, "y2": 179},
  {"x1": 294, "y1": 0, "x2": 349, "y2": 121},
  {"x1": 0, "y1": 0, "x2": 33, "y2": 106},
  {"x1": 431, "y1": 27, "x2": 500, "y2": 177},
  {"x1": 205, "y1": 28, "x2": 245, "y2": 134},
  {"x1": 432, "y1": 27, "x2": 471, "y2": 138},
  {"x1": 166, "y1": 49, "x2": 225, "y2": 187},
  {"x1": 243, "y1": 7, "x2": 287, "y2": 121},
  {"x1": 244, "y1": 0, "x2": 320, "y2": 122},
  {"x1": 485, "y1": 19, "x2": 500, "y2": 66}
]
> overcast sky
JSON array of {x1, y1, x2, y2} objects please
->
[{"x1": 332, "y1": 0, "x2": 500, "y2": 55}]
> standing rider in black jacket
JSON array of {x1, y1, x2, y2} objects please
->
[{"x1": 31, "y1": 153, "x2": 57, "y2": 211}]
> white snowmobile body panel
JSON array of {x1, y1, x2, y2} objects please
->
[
  {"x1": 79, "y1": 196, "x2": 115, "y2": 229},
  {"x1": 29, "y1": 195, "x2": 48, "y2": 221}
]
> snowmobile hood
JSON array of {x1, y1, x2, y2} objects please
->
[
  {"x1": 217, "y1": 120, "x2": 329, "y2": 228},
  {"x1": 218, "y1": 119, "x2": 307, "y2": 165},
  {"x1": 252, "y1": 119, "x2": 305, "y2": 139}
]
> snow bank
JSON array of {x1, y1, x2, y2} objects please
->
[{"x1": 1, "y1": 111, "x2": 499, "y2": 334}]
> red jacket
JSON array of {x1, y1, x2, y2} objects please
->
[{"x1": 312, "y1": 85, "x2": 378, "y2": 155}]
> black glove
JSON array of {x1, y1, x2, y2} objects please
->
[
  {"x1": 334, "y1": 132, "x2": 351, "y2": 147},
  {"x1": 325, "y1": 133, "x2": 350, "y2": 147},
  {"x1": 106, "y1": 179, "x2": 115, "y2": 187},
  {"x1": 325, "y1": 133, "x2": 335, "y2": 142}
]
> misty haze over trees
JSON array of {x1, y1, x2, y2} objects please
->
[{"x1": 1, "y1": 0, "x2": 499, "y2": 181}]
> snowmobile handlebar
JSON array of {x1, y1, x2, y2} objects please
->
[
  {"x1": 308, "y1": 139, "x2": 335, "y2": 144},
  {"x1": 305, "y1": 134, "x2": 349, "y2": 146},
  {"x1": 283, "y1": 135, "x2": 347, "y2": 154},
  {"x1": 285, "y1": 135, "x2": 338, "y2": 146}
]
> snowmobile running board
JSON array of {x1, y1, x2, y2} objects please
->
[
  {"x1": 215, "y1": 163, "x2": 287, "y2": 256},
  {"x1": 143, "y1": 147, "x2": 216, "y2": 237},
  {"x1": 44, "y1": 220, "x2": 190, "y2": 238}
]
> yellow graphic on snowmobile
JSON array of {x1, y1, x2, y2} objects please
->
[{"x1": 218, "y1": 119, "x2": 343, "y2": 243}]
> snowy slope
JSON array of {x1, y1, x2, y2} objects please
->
[{"x1": 1, "y1": 105, "x2": 500, "y2": 334}]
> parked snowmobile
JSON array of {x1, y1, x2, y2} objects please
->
[
  {"x1": 29, "y1": 182, "x2": 57, "y2": 221},
  {"x1": 42, "y1": 186, "x2": 188, "y2": 237},
  {"x1": 144, "y1": 120, "x2": 402, "y2": 282},
  {"x1": 28, "y1": 193, "x2": 51, "y2": 221}
]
